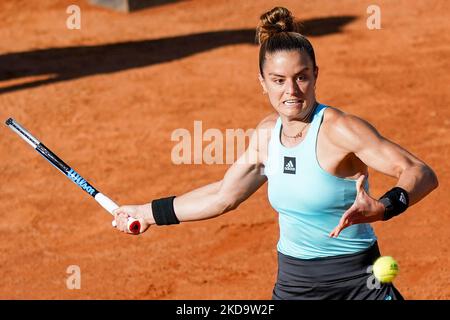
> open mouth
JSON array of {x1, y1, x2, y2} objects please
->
[{"x1": 283, "y1": 99, "x2": 304, "y2": 106}]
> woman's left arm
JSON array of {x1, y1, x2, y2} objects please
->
[
  {"x1": 344, "y1": 114, "x2": 438, "y2": 204},
  {"x1": 329, "y1": 112, "x2": 439, "y2": 237}
]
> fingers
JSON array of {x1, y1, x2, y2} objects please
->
[
  {"x1": 329, "y1": 175, "x2": 370, "y2": 238},
  {"x1": 329, "y1": 205, "x2": 358, "y2": 238},
  {"x1": 329, "y1": 217, "x2": 364, "y2": 238},
  {"x1": 329, "y1": 205, "x2": 379, "y2": 238},
  {"x1": 356, "y1": 174, "x2": 366, "y2": 195},
  {"x1": 329, "y1": 220, "x2": 349, "y2": 238},
  {"x1": 112, "y1": 206, "x2": 148, "y2": 234},
  {"x1": 113, "y1": 206, "x2": 136, "y2": 218},
  {"x1": 112, "y1": 207, "x2": 123, "y2": 227},
  {"x1": 329, "y1": 218, "x2": 348, "y2": 238},
  {"x1": 112, "y1": 207, "x2": 131, "y2": 233},
  {"x1": 116, "y1": 213, "x2": 128, "y2": 232},
  {"x1": 329, "y1": 227, "x2": 339, "y2": 238}
]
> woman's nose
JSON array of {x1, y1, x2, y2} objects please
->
[{"x1": 285, "y1": 79, "x2": 301, "y2": 95}]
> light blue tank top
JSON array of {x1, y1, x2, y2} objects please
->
[{"x1": 264, "y1": 103, "x2": 377, "y2": 259}]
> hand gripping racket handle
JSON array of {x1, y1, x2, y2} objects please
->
[{"x1": 95, "y1": 193, "x2": 141, "y2": 234}]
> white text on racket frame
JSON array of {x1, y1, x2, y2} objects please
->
[{"x1": 67, "y1": 169, "x2": 96, "y2": 195}]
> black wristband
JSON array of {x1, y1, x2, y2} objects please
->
[
  {"x1": 151, "y1": 196, "x2": 180, "y2": 225},
  {"x1": 379, "y1": 187, "x2": 409, "y2": 221}
]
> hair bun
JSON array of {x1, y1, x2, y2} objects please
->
[{"x1": 256, "y1": 7, "x2": 299, "y2": 44}]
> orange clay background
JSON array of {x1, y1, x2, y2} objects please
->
[{"x1": 0, "y1": 0, "x2": 449, "y2": 299}]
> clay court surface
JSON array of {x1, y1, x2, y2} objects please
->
[{"x1": 0, "y1": 0, "x2": 449, "y2": 299}]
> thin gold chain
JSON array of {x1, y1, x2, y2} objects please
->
[{"x1": 282, "y1": 123, "x2": 310, "y2": 139}]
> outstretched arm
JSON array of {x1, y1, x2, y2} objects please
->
[
  {"x1": 173, "y1": 159, "x2": 267, "y2": 222},
  {"x1": 113, "y1": 118, "x2": 272, "y2": 234}
]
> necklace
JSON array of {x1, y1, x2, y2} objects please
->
[{"x1": 282, "y1": 123, "x2": 310, "y2": 139}]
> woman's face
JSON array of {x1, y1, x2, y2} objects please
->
[{"x1": 259, "y1": 50, "x2": 318, "y2": 120}]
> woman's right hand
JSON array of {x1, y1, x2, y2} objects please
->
[{"x1": 112, "y1": 204, "x2": 153, "y2": 234}]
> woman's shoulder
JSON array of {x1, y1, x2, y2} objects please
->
[
  {"x1": 322, "y1": 105, "x2": 346, "y2": 123},
  {"x1": 322, "y1": 105, "x2": 380, "y2": 148},
  {"x1": 323, "y1": 105, "x2": 374, "y2": 130}
]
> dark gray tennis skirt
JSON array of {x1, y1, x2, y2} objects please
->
[{"x1": 272, "y1": 241, "x2": 404, "y2": 300}]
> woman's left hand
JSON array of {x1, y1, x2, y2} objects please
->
[{"x1": 329, "y1": 175, "x2": 385, "y2": 238}]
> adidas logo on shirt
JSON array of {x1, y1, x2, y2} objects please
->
[{"x1": 283, "y1": 156, "x2": 296, "y2": 174}]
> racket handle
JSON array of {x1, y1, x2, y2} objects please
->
[
  {"x1": 95, "y1": 193, "x2": 141, "y2": 234},
  {"x1": 125, "y1": 218, "x2": 141, "y2": 235},
  {"x1": 112, "y1": 218, "x2": 141, "y2": 235}
]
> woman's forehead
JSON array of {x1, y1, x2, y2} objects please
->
[{"x1": 264, "y1": 50, "x2": 313, "y2": 72}]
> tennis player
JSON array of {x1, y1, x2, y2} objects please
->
[{"x1": 113, "y1": 7, "x2": 438, "y2": 300}]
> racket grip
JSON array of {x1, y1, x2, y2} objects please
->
[
  {"x1": 111, "y1": 214, "x2": 141, "y2": 234},
  {"x1": 95, "y1": 193, "x2": 141, "y2": 234},
  {"x1": 126, "y1": 218, "x2": 141, "y2": 235}
]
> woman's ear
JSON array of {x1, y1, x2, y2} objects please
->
[
  {"x1": 313, "y1": 66, "x2": 319, "y2": 88},
  {"x1": 258, "y1": 74, "x2": 268, "y2": 94}
]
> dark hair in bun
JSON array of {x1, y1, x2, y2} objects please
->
[{"x1": 256, "y1": 7, "x2": 317, "y2": 77}]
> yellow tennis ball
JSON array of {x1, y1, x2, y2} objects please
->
[{"x1": 373, "y1": 256, "x2": 399, "y2": 283}]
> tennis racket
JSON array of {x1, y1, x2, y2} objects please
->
[{"x1": 5, "y1": 118, "x2": 141, "y2": 234}]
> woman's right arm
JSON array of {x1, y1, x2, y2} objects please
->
[
  {"x1": 173, "y1": 153, "x2": 267, "y2": 222},
  {"x1": 113, "y1": 117, "x2": 273, "y2": 233}
]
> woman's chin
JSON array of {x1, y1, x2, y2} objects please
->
[{"x1": 279, "y1": 105, "x2": 304, "y2": 118}]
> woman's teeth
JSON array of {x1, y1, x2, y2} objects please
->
[{"x1": 284, "y1": 99, "x2": 303, "y2": 105}]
